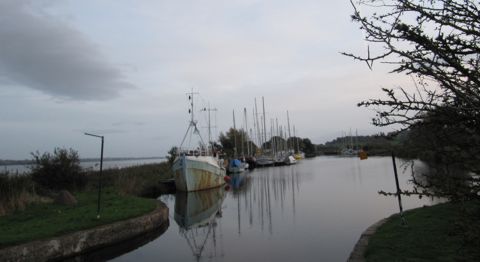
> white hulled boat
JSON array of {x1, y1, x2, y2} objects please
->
[{"x1": 172, "y1": 91, "x2": 226, "y2": 192}]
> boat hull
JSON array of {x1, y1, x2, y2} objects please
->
[
  {"x1": 256, "y1": 156, "x2": 275, "y2": 167},
  {"x1": 173, "y1": 155, "x2": 226, "y2": 192}
]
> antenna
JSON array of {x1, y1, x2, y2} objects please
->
[
  {"x1": 180, "y1": 89, "x2": 205, "y2": 150},
  {"x1": 201, "y1": 103, "x2": 217, "y2": 153},
  {"x1": 186, "y1": 88, "x2": 199, "y2": 125}
]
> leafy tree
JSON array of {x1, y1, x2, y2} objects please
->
[
  {"x1": 30, "y1": 148, "x2": 85, "y2": 192},
  {"x1": 287, "y1": 136, "x2": 302, "y2": 152},
  {"x1": 219, "y1": 128, "x2": 257, "y2": 157},
  {"x1": 263, "y1": 136, "x2": 287, "y2": 152},
  {"x1": 301, "y1": 138, "x2": 316, "y2": 157}
]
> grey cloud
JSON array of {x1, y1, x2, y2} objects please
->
[
  {"x1": 0, "y1": 1, "x2": 134, "y2": 100},
  {"x1": 111, "y1": 121, "x2": 145, "y2": 127}
]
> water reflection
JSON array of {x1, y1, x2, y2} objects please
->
[
  {"x1": 113, "y1": 157, "x2": 438, "y2": 262},
  {"x1": 174, "y1": 188, "x2": 226, "y2": 261},
  {"x1": 228, "y1": 166, "x2": 300, "y2": 235}
]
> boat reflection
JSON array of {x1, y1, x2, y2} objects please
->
[
  {"x1": 227, "y1": 172, "x2": 252, "y2": 193},
  {"x1": 174, "y1": 187, "x2": 226, "y2": 261}
]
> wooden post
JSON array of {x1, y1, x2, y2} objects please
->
[{"x1": 391, "y1": 152, "x2": 407, "y2": 226}]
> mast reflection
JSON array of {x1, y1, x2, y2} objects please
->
[
  {"x1": 174, "y1": 187, "x2": 226, "y2": 261},
  {"x1": 229, "y1": 165, "x2": 300, "y2": 236}
]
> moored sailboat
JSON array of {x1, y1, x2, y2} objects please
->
[{"x1": 172, "y1": 91, "x2": 226, "y2": 192}]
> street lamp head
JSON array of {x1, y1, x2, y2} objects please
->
[{"x1": 84, "y1": 132, "x2": 104, "y2": 139}]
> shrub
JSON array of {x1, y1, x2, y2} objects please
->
[{"x1": 30, "y1": 148, "x2": 86, "y2": 192}]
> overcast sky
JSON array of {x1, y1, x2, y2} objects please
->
[{"x1": 0, "y1": 0, "x2": 409, "y2": 159}]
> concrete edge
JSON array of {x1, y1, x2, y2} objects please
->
[
  {"x1": 347, "y1": 217, "x2": 389, "y2": 262},
  {"x1": 0, "y1": 200, "x2": 169, "y2": 262}
]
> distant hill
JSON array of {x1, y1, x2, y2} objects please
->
[
  {"x1": 0, "y1": 156, "x2": 165, "y2": 166},
  {"x1": 316, "y1": 132, "x2": 401, "y2": 156}
]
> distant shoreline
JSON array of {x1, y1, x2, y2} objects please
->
[{"x1": 0, "y1": 157, "x2": 166, "y2": 166}]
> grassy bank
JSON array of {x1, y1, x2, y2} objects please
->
[
  {"x1": 1, "y1": 162, "x2": 173, "y2": 216},
  {"x1": 0, "y1": 189, "x2": 156, "y2": 248},
  {"x1": 86, "y1": 162, "x2": 174, "y2": 197},
  {"x1": 365, "y1": 201, "x2": 480, "y2": 261}
]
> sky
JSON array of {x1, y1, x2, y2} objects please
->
[{"x1": 0, "y1": 0, "x2": 410, "y2": 159}]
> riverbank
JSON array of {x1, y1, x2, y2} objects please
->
[
  {"x1": 0, "y1": 190, "x2": 169, "y2": 261},
  {"x1": 0, "y1": 189, "x2": 157, "y2": 248},
  {"x1": 351, "y1": 201, "x2": 480, "y2": 261}
]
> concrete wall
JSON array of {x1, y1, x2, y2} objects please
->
[{"x1": 0, "y1": 201, "x2": 169, "y2": 262}]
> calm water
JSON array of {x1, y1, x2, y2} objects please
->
[{"x1": 108, "y1": 156, "x2": 437, "y2": 262}]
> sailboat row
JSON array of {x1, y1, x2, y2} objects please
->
[
  {"x1": 171, "y1": 92, "x2": 304, "y2": 192},
  {"x1": 251, "y1": 97, "x2": 303, "y2": 167}
]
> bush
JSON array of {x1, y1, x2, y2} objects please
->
[{"x1": 30, "y1": 148, "x2": 86, "y2": 192}]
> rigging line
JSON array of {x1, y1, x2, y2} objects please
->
[{"x1": 179, "y1": 124, "x2": 193, "y2": 149}]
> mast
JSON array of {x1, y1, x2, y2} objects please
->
[
  {"x1": 350, "y1": 128, "x2": 353, "y2": 150},
  {"x1": 287, "y1": 111, "x2": 291, "y2": 151},
  {"x1": 293, "y1": 125, "x2": 299, "y2": 153},
  {"x1": 275, "y1": 118, "x2": 279, "y2": 155},
  {"x1": 233, "y1": 110, "x2": 237, "y2": 158},
  {"x1": 244, "y1": 108, "x2": 249, "y2": 156},
  {"x1": 355, "y1": 129, "x2": 358, "y2": 151},
  {"x1": 208, "y1": 103, "x2": 211, "y2": 146},
  {"x1": 180, "y1": 89, "x2": 203, "y2": 150},
  {"x1": 270, "y1": 119, "x2": 275, "y2": 156},
  {"x1": 202, "y1": 104, "x2": 217, "y2": 155},
  {"x1": 254, "y1": 98, "x2": 261, "y2": 151},
  {"x1": 252, "y1": 108, "x2": 257, "y2": 151},
  {"x1": 241, "y1": 110, "x2": 245, "y2": 157},
  {"x1": 262, "y1": 97, "x2": 267, "y2": 152},
  {"x1": 189, "y1": 89, "x2": 197, "y2": 125}
]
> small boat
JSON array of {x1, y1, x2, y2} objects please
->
[
  {"x1": 293, "y1": 152, "x2": 304, "y2": 160},
  {"x1": 284, "y1": 155, "x2": 297, "y2": 165},
  {"x1": 256, "y1": 155, "x2": 275, "y2": 167},
  {"x1": 227, "y1": 158, "x2": 246, "y2": 173},
  {"x1": 172, "y1": 91, "x2": 226, "y2": 192}
]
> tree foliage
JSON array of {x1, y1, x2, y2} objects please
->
[
  {"x1": 30, "y1": 148, "x2": 86, "y2": 192},
  {"x1": 219, "y1": 128, "x2": 257, "y2": 157}
]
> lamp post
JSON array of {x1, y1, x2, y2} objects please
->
[{"x1": 85, "y1": 132, "x2": 104, "y2": 219}]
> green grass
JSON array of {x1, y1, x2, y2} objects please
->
[
  {"x1": 365, "y1": 201, "x2": 480, "y2": 261},
  {"x1": 0, "y1": 189, "x2": 157, "y2": 248}
]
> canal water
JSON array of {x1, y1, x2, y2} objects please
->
[{"x1": 111, "y1": 156, "x2": 436, "y2": 262}]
